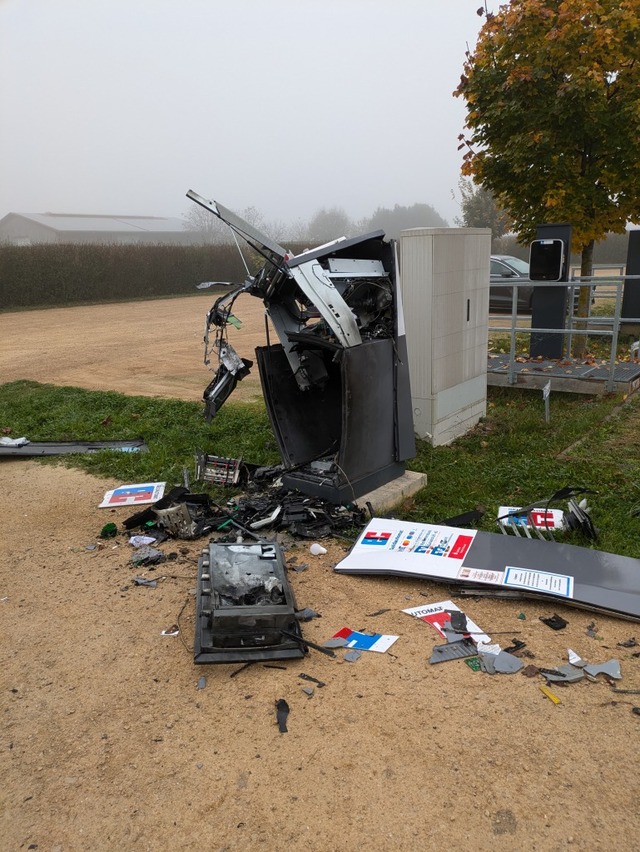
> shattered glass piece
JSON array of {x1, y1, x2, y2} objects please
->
[
  {"x1": 493, "y1": 651, "x2": 525, "y2": 674},
  {"x1": 344, "y1": 649, "x2": 362, "y2": 663},
  {"x1": 568, "y1": 648, "x2": 587, "y2": 667},
  {"x1": 583, "y1": 659, "x2": 622, "y2": 680},
  {"x1": 429, "y1": 638, "x2": 478, "y2": 665}
]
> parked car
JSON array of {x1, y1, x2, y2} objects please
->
[{"x1": 490, "y1": 255, "x2": 533, "y2": 312}]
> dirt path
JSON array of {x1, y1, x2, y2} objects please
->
[{"x1": 1, "y1": 299, "x2": 640, "y2": 851}]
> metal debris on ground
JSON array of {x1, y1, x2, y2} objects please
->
[
  {"x1": 539, "y1": 614, "x2": 568, "y2": 631},
  {"x1": 194, "y1": 451, "x2": 242, "y2": 485},
  {"x1": 298, "y1": 673, "x2": 326, "y2": 688},
  {"x1": 276, "y1": 698, "x2": 289, "y2": 733}
]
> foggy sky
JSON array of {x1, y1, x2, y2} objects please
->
[{"x1": 0, "y1": 0, "x2": 483, "y2": 226}]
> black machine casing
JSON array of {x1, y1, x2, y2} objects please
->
[{"x1": 194, "y1": 541, "x2": 306, "y2": 664}]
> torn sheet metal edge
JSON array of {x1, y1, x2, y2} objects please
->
[
  {"x1": 334, "y1": 518, "x2": 640, "y2": 622},
  {"x1": 0, "y1": 439, "x2": 148, "y2": 457}
]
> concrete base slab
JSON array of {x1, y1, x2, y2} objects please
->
[{"x1": 357, "y1": 470, "x2": 427, "y2": 515}]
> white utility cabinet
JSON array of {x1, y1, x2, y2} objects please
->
[{"x1": 399, "y1": 227, "x2": 490, "y2": 446}]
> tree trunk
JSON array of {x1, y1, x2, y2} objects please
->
[{"x1": 571, "y1": 239, "x2": 594, "y2": 358}]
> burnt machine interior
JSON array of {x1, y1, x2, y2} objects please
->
[
  {"x1": 188, "y1": 190, "x2": 415, "y2": 503},
  {"x1": 194, "y1": 541, "x2": 306, "y2": 664}
]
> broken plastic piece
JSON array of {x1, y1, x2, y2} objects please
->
[
  {"x1": 299, "y1": 673, "x2": 326, "y2": 688},
  {"x1": 586, "y1": 621, "x2": 598, "y2": 638},
  {"x1": 194, "y1": 451, "x2": 242, "y2": 486},
  {"x1": 344, "y1": 649, "x2": 362, "y2": 663},
  {"x1": 276, "y1": 698, "x2": 289, "y2": 733},
  {"x1": 310, "y1": 543, "x2": 327, "y2": 556},
  {"x1": 302, "y1": 686, "x2": 314, "y2": 696},
  {"x1": 617, "y1": 637, "x2": 638, "y2": 648},
  {"x1": 429, "y1": 638, "x2": 478, "y2": 664},
  {"x1": 197, "y1": 676, "x2": 206, "y2": 690},
  {"x1": 161, "y1": 625, "x2": 180, "y2": 636},
  {"x1": 567, "y1": 649, "x2": 587, "y2": 667},
  {"x1": 493, "y1": 651, "x2": 525, "y2": 674},
  {"x1": 540, "y1": 614, "x2": 568, "y2": 631},
  {"x1": 539, "y1": 685, "x2": 561, "y2": 704},
  {"x1": 295, "y1": 608, "x2": 321, "y2": 622},
  {"x1": 583, "y1": 659, "x2": 622, "y2": 680},
  {"x1": 465, "y1": 657, "x2": 482, "y2": 672},
  {"x1": 522, "y1": 664, "x2": 540, "y2": 677},
  {"x1": 129, "y1": 546, "x2": 165, "y2": 566},
  {"x1": 543, "y1": 664, "x2": 584, "y2": 683},
  {"x1": 132, "y1": 577, "x2": 157, "y2": 588},
  {"x1": 99, "y1": 523, "x2": 117, "y2": 539}
]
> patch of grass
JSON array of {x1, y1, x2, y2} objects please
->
[
  {"x1": 0, "y1": 380, "x2": 278, "y2": 493},
  {"x1": 1, "y1": 380, "x2": 639, "y2": 557}
]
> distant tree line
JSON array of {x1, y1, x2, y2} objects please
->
[{"x1": 183, "y1": 200, "x2": 450, "y2": 245}]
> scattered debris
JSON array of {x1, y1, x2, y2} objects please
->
[
  {"x1": 586, "y1": 622, "x2": 598, "y2": 638},
  {"x1": 583, "y1": 659, "x2": 622, "y2": 680},
  {"x1": 539, "y1": 685, "x2": 561, "y2": 705},
  {"x1": 129, "y1": 547, "x2": 165, "y2": 567},
  {"x1": 195, "y1": 451, "x2": 242, "y2": 485},
  {"x1": 522, "y1": 664, "x2": 541, "y2": 678},
  {"x1": 295, "y1": 608, "x2": 321, "y2": 622},
  {"x1": 100, "y1": 482, "x2": 165, "y2": 509},
  {"x1": 540, "y1": 614, "x2": 568, "y2": 631},
  {"x1": 430, "y1": 638, "x2": 478, "y2": 664},
  {"x1": 99, "y1": 523, "x2": 118, "y2": 539},
  {"x1": 161, "y1": 625, "x2": 180, "y2": 637},
  {"x1": 617, "y1": 637, "x2": 638, "y2": 648},
  {"x1": 328, "y1": 627, "x2": 399, "y2": 653},
  {"x1": 0, "y1": 439, "x2": 148, "y2": 457},
  {"x1": 344, "y1": 650, "x2": 362, "y2": 663},
  {"x1": 568, "y1": 649, "x2": 587, "y2": 667},
  {"x1": 302, "y1": 686, "x2": 315, "y2": 696},
  {"x1": 310, "y1": 543, "x2": 327, "y2": 556},
  {"x1": 197, "y1": 676, "x2": 206, "y2": 690},
  {"x1": 403, "y1": 600, "x2": 491, "y2": 644},
  {"x1": 366, "y1": 609, "x2": 391, "y2": 617},
  {"x1": 298, "y1": 673, "x2": 325, "y2": 688},
  {"x1": 275, "y1": 698, "x2": 289, "y2": 733},
  {"x1": 129, "y1": 534, "x2": 157, "y2": 547},
  {"x1": 229, "y1": 662, "x2": 253, "y2": 678},
  {"x1": 132, "y1": 577, "x2": 157, "y2": 588},
  {"x1": 543, "y1": 665, "x2": 585, "y2": 683}
]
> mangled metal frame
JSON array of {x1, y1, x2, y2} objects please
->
[{"x1": 188, "y1": 190, "x2": 415, "y2": 503}]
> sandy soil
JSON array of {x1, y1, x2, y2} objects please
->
[{"x1": 2, "y1": 297, "x2": 640, "y2": 851}]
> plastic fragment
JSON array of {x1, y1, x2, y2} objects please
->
[
  {"x1": 298, "y1": 673, "x2": 326, "y2": 688},
  {"x1": 197, "y1": 676, "x2": 206, "y2": 690},
  {"x1": 583, "y1": 659, "x2": 622, "y2": 680},
  {"x1": 493, "y1": 651, "x2": 525, "y2": 674},
  {"x1": 100, "y1": 523, "x2": 118, "y2": 539},
  {"x1": 132, "y1": 576, "x2": 157, "y2": 588},
  {"x1": 617, "y1": 637, "x2": 638, "y2": 648},
  {"x1": 430, "y1": 638, "x2": 478, "y2": 664},
  {"x1": 302, "y1": 686, "x2": 314, "y2": 696},
  {"x1": 543, "y1": 664, "x2": 584, "y2": 683},
  {"x1": 567, "y1": 648, "x2": 587, "y2": 667},
  {"x1": 539, "y1": 685, "x2": 561, "y2": 704},
  {"x1": 295, "y1": 608, "x2": 321, "y2": 622},
  {"x1": 344, "y1": 649, "x2": 362, "y2": 663},
  {"x1": 310, "y1": 543, "x2": 327, "y2": 556},
  {"x1": 522, "y1": 664, "x2": 540, "y2": 677},
  {"x1": 540, "y1": 614, "x2": 568, "y2": 631},
  {"x1": 276, "y1": 698, "x2": 289, "y2": 733},
  {"x1": 323, "y1": 637, "x2": 349, "y2": 648}
]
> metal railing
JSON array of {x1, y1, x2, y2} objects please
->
[{"x1": 491, "y1": 275, "x2": 640, "y2": 392}]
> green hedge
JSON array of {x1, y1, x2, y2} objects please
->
[{"x1": 0, "y1": 243, "x2": 250, "y2": 310}]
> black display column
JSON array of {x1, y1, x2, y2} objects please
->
[{"x1": 530, "y1": 223, "x2": 572, "y2": 359}]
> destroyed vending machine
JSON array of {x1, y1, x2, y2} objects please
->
[{"x1": 188, "y1": 191, "x2": 416, "y2": 504}]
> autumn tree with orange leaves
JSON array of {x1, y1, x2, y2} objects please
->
[{"x1": 455, "y1": 0, "x2": 640, "y2": 296}]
